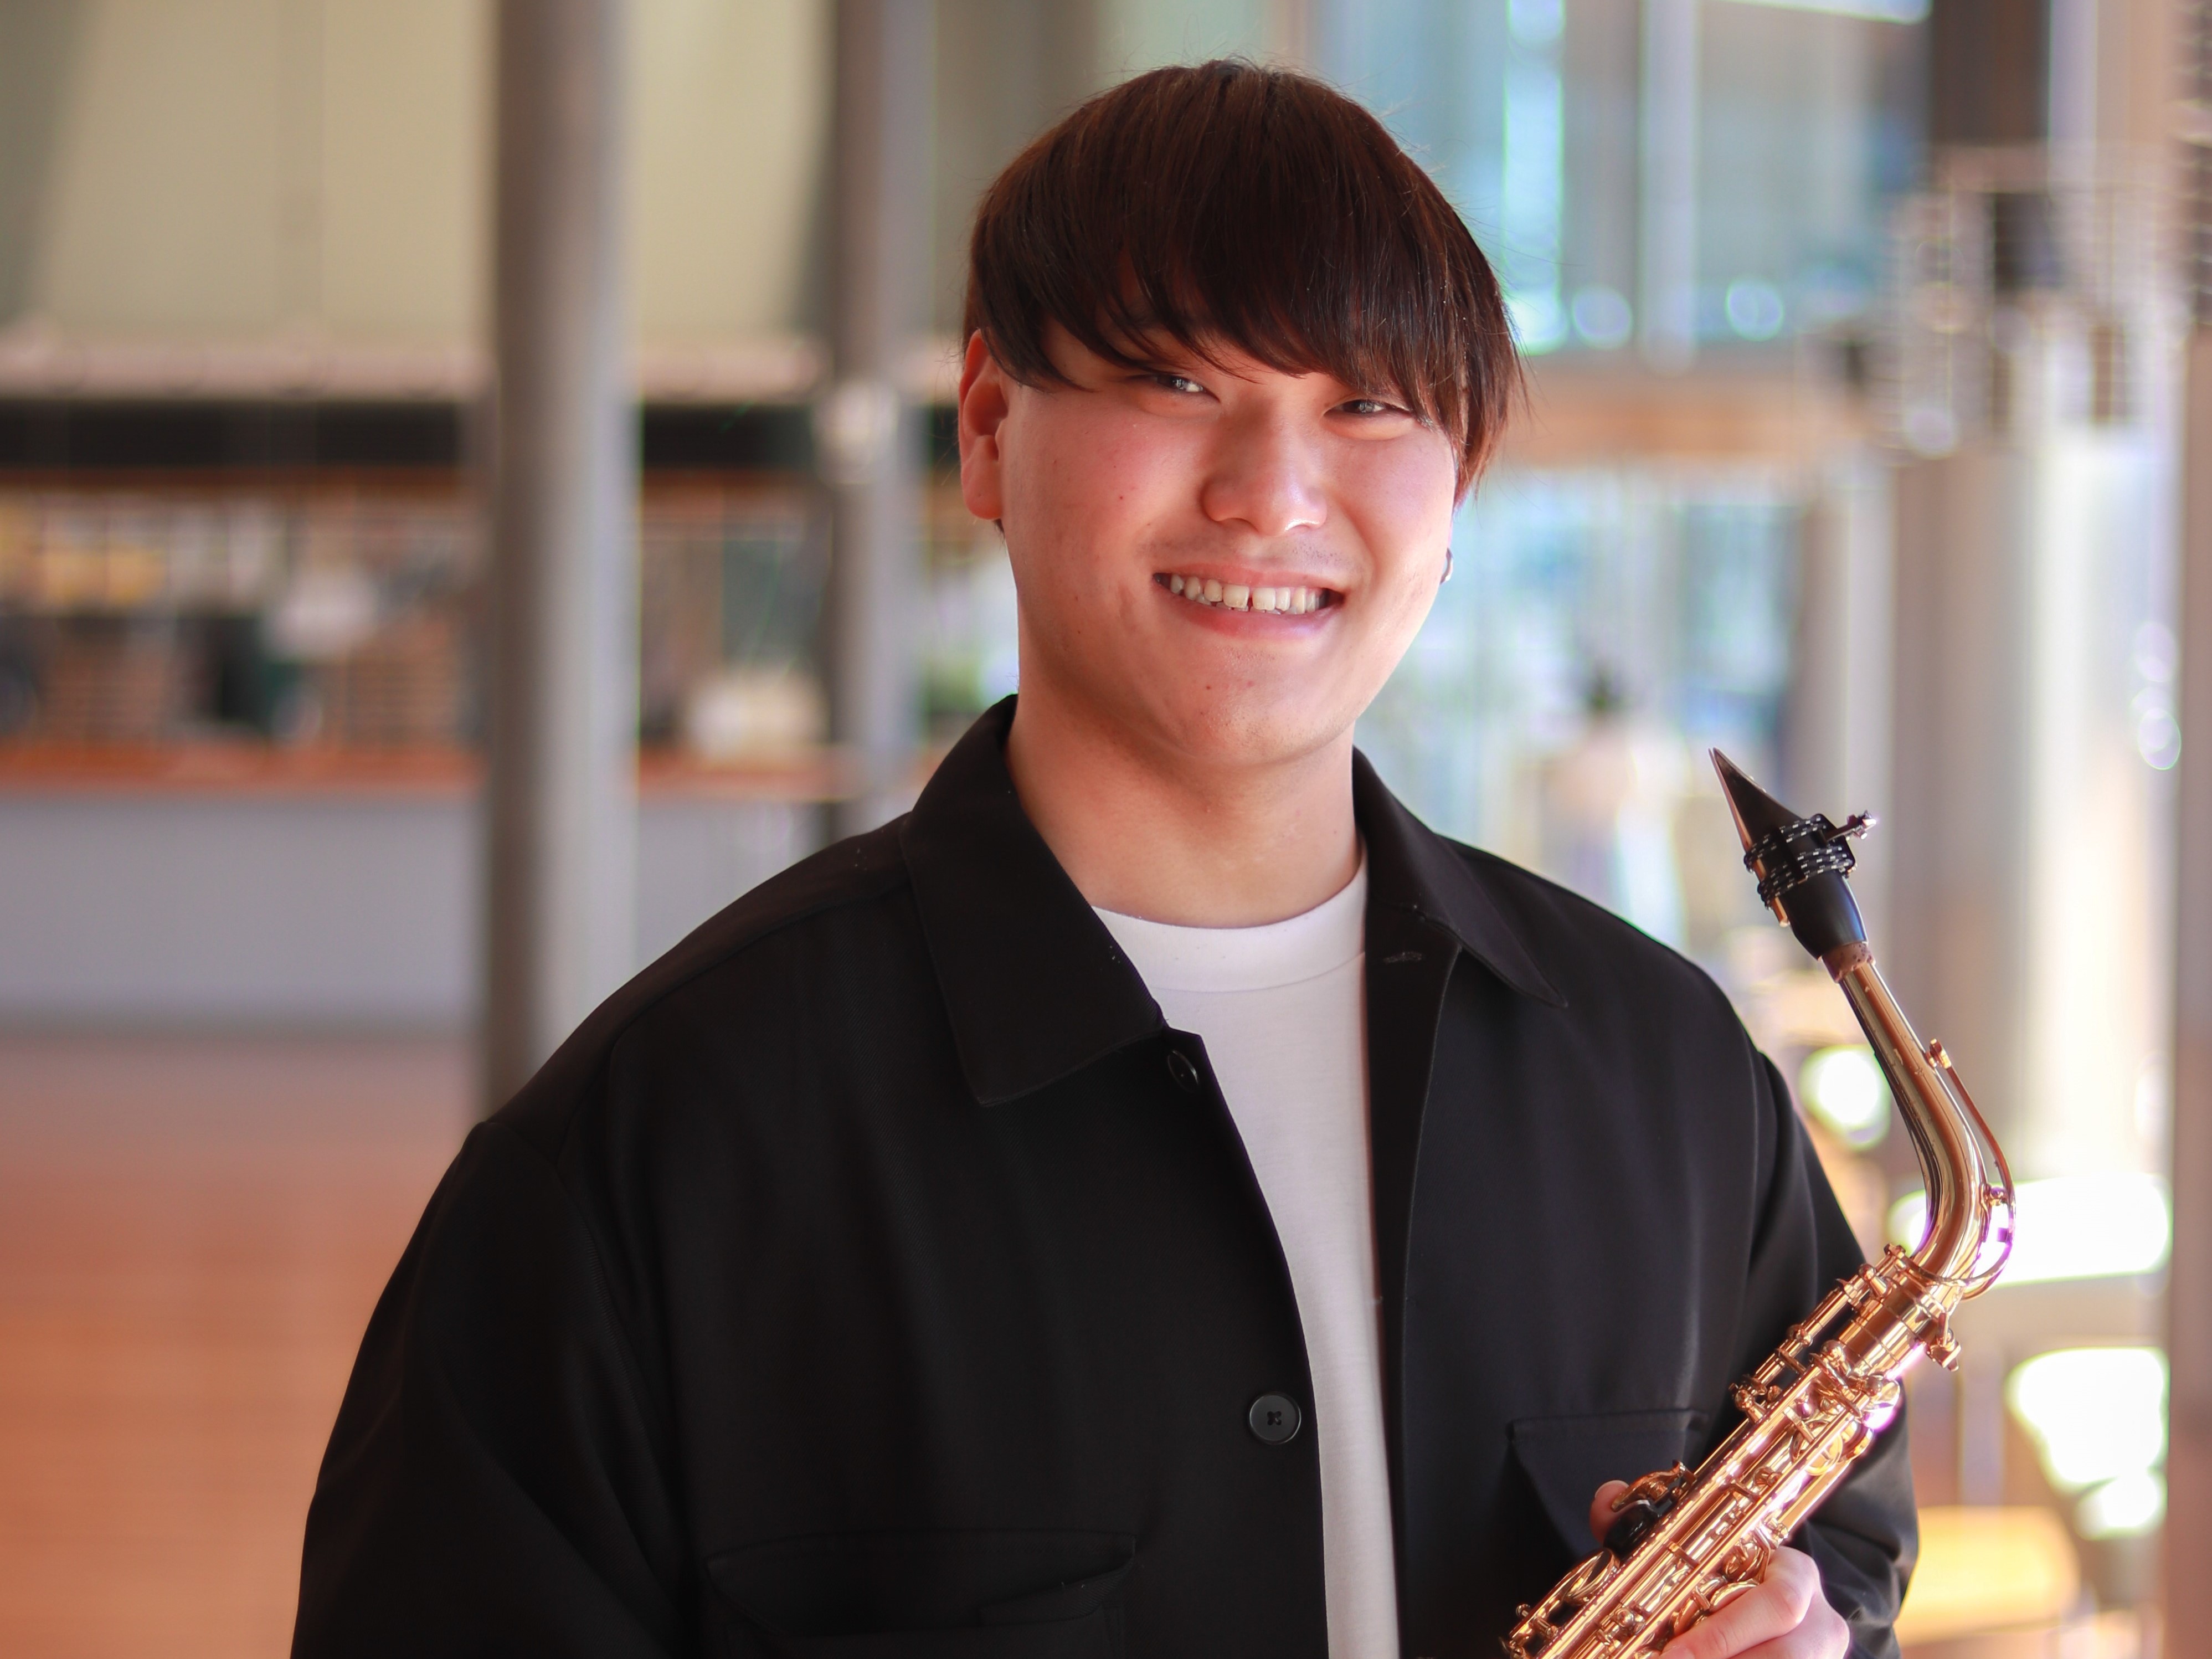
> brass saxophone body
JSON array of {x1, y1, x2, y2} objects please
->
[{"x1": 1504, "y1": 754, "x2": 2015, "y2": 1659}]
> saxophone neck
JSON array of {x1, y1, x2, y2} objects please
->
[
  {"x1": 1709, "y1": 751, "x2": 2016, "y2": 1298},
  {"x1": 1823, "y1": 941, "x2": 2015, "y2": 1292}
]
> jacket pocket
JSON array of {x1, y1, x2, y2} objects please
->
[
  {"x1": 1509, "y1": 1408, "x2": 1706, "y2": 1557},
  {"x1": 707, "y1": 1528, "x2": 1135, "y2": 1659}
]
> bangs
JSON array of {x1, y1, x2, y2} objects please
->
[{"x1": 964, "y1": 61, "x2": 1521, "y2": 492}]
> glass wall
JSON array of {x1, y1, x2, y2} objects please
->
[
  {"x1": 1318, "y1": 0, "x2": 1920, "y2": 359},
  {"x1": 1357, "y1": 469, "x2": 1802, "y2": 957}
]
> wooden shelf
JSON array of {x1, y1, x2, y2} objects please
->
[
  {"x1": 0, "y1": 741, "x2": 479, "y2": 797},
  {"x1": 0, "y1": 739, "x2": 944, "y2": 802}
]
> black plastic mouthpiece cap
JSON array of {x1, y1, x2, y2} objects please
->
[{"x1": 1710, "y1": 751, "x2": 1868, "y2": 961}]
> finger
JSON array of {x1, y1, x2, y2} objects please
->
[
  {"x1": 1699, "y1": 1596, "x2": 1851, "y2": 1659},
  {"x1": 1660, "y1": 1586, "x2": 1799, "y2": 1659},
  {"x1": 1663, "y1": 1552, "x2": 1822, "y2": 1659},
  {"x1": 1588, "y1": 1481, "x2": 1632, "y2": 1545},
  {"x1": 1658, "y1": 1552, "x2": 1817, "y2": 1659}
]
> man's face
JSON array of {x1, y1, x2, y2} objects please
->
[{"x1": 958, "y1": 325, "x2": 1460, "y2": 772}]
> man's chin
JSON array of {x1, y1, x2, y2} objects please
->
[{"x1": 1142, "y1": 696, "x2": 1357, "y2": 774}]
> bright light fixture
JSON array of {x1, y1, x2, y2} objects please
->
[
  {"x1": 1800, "y1": 1045, "x2": 1889, "y2": 1147},
  {"x1": 1887, "y1": 1173, "x2": 2169, "y2": 1285},
  {"x1": 2076, "y1": 1471, "x2": 2165, "y2": 1539},
  {"x1": 2007, "y1": 1347, "x2": 2165, "y2": 1493}
]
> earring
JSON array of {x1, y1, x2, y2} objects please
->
[{"x1": 1442, "y1": 546, "x2": 1454, "y2": 584}]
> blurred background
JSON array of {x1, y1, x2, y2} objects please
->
[{"x1": 0, "y1": 0, "x2": 2202, "y2": 1655}]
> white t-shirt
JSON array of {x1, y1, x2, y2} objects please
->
[{"x1": 1095, "y1": 859, "x2": 1398, "y2": 1659}]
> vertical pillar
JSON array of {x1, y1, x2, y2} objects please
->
[
  {"x1": 1884, "y1": 0, "x2": 2052, "y2": 1197},
  {"x1": 1885, "y1": 444, "x2": 2034, "y2": 1145},
  {"x1": 482, "y1": 0, "x2": 638, "y2": 1111},
  {"x1": 1039, "y1": 0, "x2": 1097, "y2": 111},
  {"x1": 1925, "y1": 0, "x2": 2049, "y2": 151},
  {"x1": 1958, "y1": 1343, "x2": 2009, "y2": 1506},
  {"x1": 819, "y1": 0, "x2": 931, "y2": 840},
  {"x1": 2168, "y1": 160, "x2": 2212, "y2": 1659},
  {"x1": 1784, "y1": 458, "x2": 1894, "y2": 937},
  {"x1": 1267, "y1": 0, "x2": 1314, "y2": 68},
  {"x1": 2173, "y1": 342, "x2": 2212, "y2": 1658},
  {"x1": 1637, "y1": 0, "x2": 1696, "y2": 373}
]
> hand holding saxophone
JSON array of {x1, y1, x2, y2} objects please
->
[
  {"x1": 1505, "y1": 756, "x2": 2014, "y2": 1659},
  {"x1": 1583, "y1": 1485, "x2": 1848, "y2": 1659}
]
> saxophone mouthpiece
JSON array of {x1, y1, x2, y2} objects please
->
[
  {"x1": 1709, "y1": 751, "x2": 1870, "y2": 962},
  {"x1": 1711, "y1": 750, "x2": 1794, "y2": 858}
]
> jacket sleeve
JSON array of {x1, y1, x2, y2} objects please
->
[
  {"x1": 1740, "y1": 1051, "x2": 1917, "y2": 1659},
  {"x1": 292, "y1": 1121, "x2": 688, "y2": 1659}
]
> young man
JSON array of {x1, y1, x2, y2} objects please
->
[{"x1": 294, "y1": 62, "x2": 1910, "y2": 1659}]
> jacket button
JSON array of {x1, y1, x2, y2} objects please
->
[
  {"x1": 1247, "y1": 1393, "x2": 1303, "y2": 1445},
  {"x1": 1165, "y1": 1048, "x2": 1201, "y2": 1092}
]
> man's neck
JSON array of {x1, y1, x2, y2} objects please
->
[{"x1": 1002, "y1": 689, "x2": 1361, "y2": 928}]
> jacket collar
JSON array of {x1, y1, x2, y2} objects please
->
[
  {"x1": 1351, "y1": 749, "x2": 1565, "y2": 1008},
  {"x1": 899, "y1": 697, "x2": 1562, "y2": 1107},
  {"x1": 899, "y1": 700, "x2": 1164, "y2": 1106}
]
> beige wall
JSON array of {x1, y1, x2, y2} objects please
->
[
  {"x1": 927, "y1": 0, "x2": 1310, "y2": 333},
  {"x1": 8, "y1": 0, "x2": 1330, "y2": 356},
  {"x1": 317, "y1": 0, "x2": 487, "y2": 341},
  {"x1": 8, "y1": 0, "x2": 828, "y2": 349},
  {"x1": 631, "y1": 0, "x2": 827, "y2": 345},
  {"x1": 32, "y1": 0, "x2": 301, "y2": 337}
]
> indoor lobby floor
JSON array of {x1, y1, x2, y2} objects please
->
[{"x1": 0, "y1": 1033, "x2": 466, "y2": 1659}]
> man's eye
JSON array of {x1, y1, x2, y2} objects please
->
[
  {"x1": 1149, "y1": 373, "x2": 1206, "y2": 395},
  {"x1": 1341, "y1": 397, "x2": 1402, "y2": 417}
]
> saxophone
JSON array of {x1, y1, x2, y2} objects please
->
[{"x1": 1505, "y1": 753, "x2": 2015, "y2": 1659}]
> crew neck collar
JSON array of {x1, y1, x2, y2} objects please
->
[{"x1": 1093, "y1": 856, "x2": 1368, "y2": 994}]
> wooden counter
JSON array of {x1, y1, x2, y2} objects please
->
[{"x1": 0, "y1": 741, "x2": 943, "y2": 803}]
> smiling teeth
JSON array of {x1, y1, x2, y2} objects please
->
[{"x1": 1166, "y1": 574, "x2": 1325, "y2": 614}]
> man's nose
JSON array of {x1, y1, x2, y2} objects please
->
[{"x1": 1197, "y1": 412, "x2": 1328, "y2": 538}]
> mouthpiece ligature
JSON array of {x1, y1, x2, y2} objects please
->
[{"x1": 1710, "y1": 751, "x2": 1874, "y2": 961}]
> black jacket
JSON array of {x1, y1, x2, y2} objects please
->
[{"x1": 294, "y1": 698, "x2": 1913, "y2": 1659}]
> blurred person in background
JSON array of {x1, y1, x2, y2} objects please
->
[{"x1": 292, "y1": 62, "x2": 1903, "y2": 1659}]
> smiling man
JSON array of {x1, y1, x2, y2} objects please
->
[{"x1": 294, "y1": 62, "x2": 1911, "y2": 1659}]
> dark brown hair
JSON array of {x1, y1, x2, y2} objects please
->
[{"x1": 964, "y1": 60, "x2": 1520, "y2": 494}]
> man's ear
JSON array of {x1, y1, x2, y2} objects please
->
[{"x1": 958, "y1": 331, "x2": 1011, "y2": 524}]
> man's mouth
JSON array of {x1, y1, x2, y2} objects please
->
[{"x1": 1158, "y1": 572, "x2": 1334, "y2": 615}]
